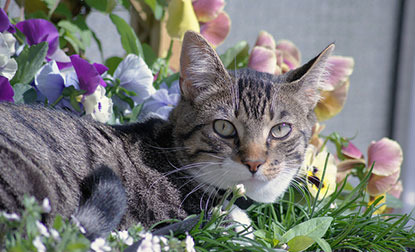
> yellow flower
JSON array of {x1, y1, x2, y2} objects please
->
[
  {"x1": 368, "y1": 193, "x2": 387, "y2": 215},
  {"x1": 166, "y1": 0, "x2": 200, "y2": 40},
  {"x1": 302, "y1": 146, "x2": 337, "y2": 200}
]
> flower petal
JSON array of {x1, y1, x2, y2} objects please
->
[
  {"x1": 0, "y1": 8, "x2": 13, "y2": 33},
  {"x1": 16, "y1": 19, "x2": 59, "y2": 57},
  {"x1": 326, "y1": 56, "x2": 354, "y2": 90},
  {"x1": 82, "y1": 86, "x2": 113, "y2": 123},
  {"x1": 70, "y1": 55, "x2": 102, "y2": 95},
  {"x1": 248, "y1": 46, "x2": 276, "y2": 74},
  {"x1": 93, "y1": 63, "x2": 109, "y2": 75},
  {"x1": 113, "y1": 54, "x2": 155, "y2": 105},
  {"x1": 35, "y1": 61, "x2": 65, "y2": 104},
  {"x1": 342, "y1": 141, "x2": 363, "y2": 159},
  {"x1": 337, "y1": 159, "x2": 366, "y2": 172},
  {"x1": 193, "y1": 0, "x2": 225, "y2": 23},
  {"x1": 0, "y1": 57, "x2": 17, "y2": 80},
  {"x1": 388, "y1": 180, "x2": 403, "y2": 199},
  {"x1": 200, "y1": 11, "x2": 230, "y2": 47},
  {"x1": 314, "y1": 79, "x2": 350, "y2": 122},
  {"x1": 310, "y1": 123, "x2": 326, "y2": 150},
  {"x1": 367, "y1": 169, "x2": 400, "y2": 196},
  {"x1": 276, "y1": 40, "x2": 301, "y2": 70},
  {"x1": 47, "y1": 48, "x2": 71, "y2": 70},
  {"x1": 254, "y1": 31, "x2": 276, "y2": 50},
  {"x1": 166, "y1": 0, "x2": 200, "y2": 40},
  {"x1": 0, "y1": 76, "x2": 14, "y2": 102},
  {"x1": 368, "y1": 137, "x2": 403, "y2": 176}
]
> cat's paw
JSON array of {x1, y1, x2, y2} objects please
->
[{"x1": 228, "y1": 204, "x2": 254, "y2": 239}]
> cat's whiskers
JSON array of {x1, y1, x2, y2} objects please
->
[{"x1": 200, "y1": 170, "x2": 229, "y2": 211}]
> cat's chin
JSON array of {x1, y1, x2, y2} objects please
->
[{"x1": 242, "y1": 171, "x2": 296, "y2": 203}]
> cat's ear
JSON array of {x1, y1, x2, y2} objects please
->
[
  {"x1": 180, "y1": 31, "x2": 230, "y2": 100},
  {"x1": 284, "y1": 44, "x2": 334, "y2": 107}
]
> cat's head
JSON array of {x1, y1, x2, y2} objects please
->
[{"x1": 170, "y1": 31, "x2": 333, "y2": 203}]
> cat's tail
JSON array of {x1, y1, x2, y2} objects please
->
[{"x1": 72, "y1": 166, "x2": 127, "y2": 241}]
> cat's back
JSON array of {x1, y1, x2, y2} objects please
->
[{"x1": 0, "y1": 103, "x2": 130, "y2": 218}]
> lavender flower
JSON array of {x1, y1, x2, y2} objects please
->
[
  {"x1": 140, "y1": 80, "x2": 180, "y2": 121},
  {"x1": 0, "y1": 8, "x2": 15, "y2": 33},
  {"x1": 112, "y1": 54, "x2": 155, "y2": 111}
]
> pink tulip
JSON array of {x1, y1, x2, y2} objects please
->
[{"x1": 199, "y1": 12, "x2": 230, "y2": 47}]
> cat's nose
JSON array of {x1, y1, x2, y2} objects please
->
[{"x1": 242, "y1": 159, "x2": 265, "y2": 174}]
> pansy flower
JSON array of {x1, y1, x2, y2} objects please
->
[
  {"x1": 0, "y1": 32, "x2": 17, "y2": 80},
  {"x1": 166, "y1": 0, "x2": 230, "y2": 47},
  {"x1": 0, "y1": 8, "x2": 15, "y2": 33},
  {"x1": 16, "y1": 19, "x2": 71, "y2": 69},
  {"x1": 248, "y1": 31, "x2": 354, "y2": 121},
  {"x1": 0, "y1": 76, "x2": 14, "y2": 102},
  {"x1": 112, "y1": 54, "x2": 155, "y2": 111},
  {"x1": 302, "y1": 146, "x2": 337, "y2": 200},
  {"x1": 140, "y1": 80, "x2": 180, "y2": 121}
]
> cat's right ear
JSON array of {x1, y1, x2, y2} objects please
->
[{"x1": 179, "y1": 31, "x2": 230, "y2": 100}]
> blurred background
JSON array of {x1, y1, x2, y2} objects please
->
[{"x1": 5, "y1": 0, "x2": 414, "y2": 214}]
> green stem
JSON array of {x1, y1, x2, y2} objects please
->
[{"x1": 51, "y1": 95, "x2": 64, "y2": 107}]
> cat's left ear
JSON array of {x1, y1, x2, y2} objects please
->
[
  {"x1": 284, "y1": 44, "x2": 334, "y2": 108},
  {"x1": 179, "y1": 31, "x2": 230, "y2": 101}
]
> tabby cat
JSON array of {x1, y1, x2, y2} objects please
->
[{"x1": 0, "y1": 31, "x2": 334, "y2": 240}]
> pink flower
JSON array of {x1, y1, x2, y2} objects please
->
[{"x1": 193, "y1": 0, "x2": 230, "y2": 47}]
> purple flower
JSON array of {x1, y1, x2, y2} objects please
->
[
  {"x1": 70, "y1": 55, "x2": 107, "y2": 95},
  {"x1": 0, "y1": 76, "x2": 14, "y2": 102},
  {"x1": 16, "y1": 19, "x2": 71, "y2": 68},
  {"x1": 0, "y1": 8, "x2": 15, "y2": 33},
  {"x1": 140, "y1": 80, "x2": 180, "y2": 121}
]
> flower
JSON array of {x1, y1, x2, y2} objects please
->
[
  {"x1": 113, "y1": 54, "x2": 155, "y2": 111},
  {"x1": 2, "y1": 212, "x2": 20, "y2": 221},
  {"x1": 82, "y1": 85, "x2": 113, "y2": 123},
  {"x1": 70, "y1": 55, "x2": 107, "y2": 95},
  {"x1": 42, "y1": 198, "x2": 51, "y2": 213},
  {"x1": 90, "y1": 238, "x2": 111, "y2": 252},
  {"x1": 0, "y1": 8, "x2": 15, "y2": 33},
  {"x1": 314, "y1": 56, "x2": 354, "y2": 121},
  {"x1": 309, "y1": 123, "x2": 326, "y2": 151},
  {"x1": 0, "y1": 76, "x2": 14, "y2": 102},
  {"x1": 302, "y1": 146, "x2": 337, "y2": 200},
  {"x1": 234, "y1": 183, "x2": 246, "y2": 197},
  {"x1": 137, "y1": 233, "x2": 163, "y2": 252},
  {"x1": 36, "y1": 220, "x2": 50, "y2": 237},
  {"x1": 185, "y1": 233, "x2": 196, "y2": 252},
  {"x1": 116, "y1": 230, "x2": 133, "y2": 246},
  {"x1": 16, "y1": 19, "x2": 71, "y2": 68},
  {"x1": 0, "y1": 33, "x2": 17, "y2": 80},
  {"x1": 166, "y1": 0, "x2": 200, "y2": 40},
  {"x1": 33, "y1": 236, "x2": 46, "y2": 252},
  {"x1": 140, "y1": 80, "x2": 180, "y2": 120},
  {"x1": 193, "y1": 0, "x2": 230, "y2": 47},
  {"x1": 368, "y1": 193, "x2": 387, "y2": 215},
  {"x1": 366, "y1": 138, "x2": 403, "y2": 197},
  {"x1": 50, "y1": 228, "x2": 61, "y2": 242}
]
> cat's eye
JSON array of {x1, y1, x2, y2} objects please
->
[
  {"x1": 271, "y1": 123, "x2": 292, "y2": 139},
  {"x1": 213, "y1": 119, "x2": 236, "y2": 138}
]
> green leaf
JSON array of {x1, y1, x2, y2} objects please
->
[
  {"x1": 109, "y1": 13, "x2": 144, "y2": 57},
  {"x1": 314, "y1": 237, "x2": 332, "y2": 252},
  {"x1": 119, "y1": 0, "x2": 131, "y2": 9},
  {"x1": 41, "y1": 0, "x2": 58, "y2": 16},
  {"x1": 129, "y1": 104, "x2": 143, "y2": 122},
  {"x1": 11, "y1": 43, "x2": 48, "y2": 86},
  {"x1": 54, "y1": 3, "x2": 72, "y2": 19},
  {"x1": 386, "y1": 193, "x2": 403, "y2": 209},
  {"x1": 12, "y1": 84, "x2": 37, "y2": 104},
  {"x1": 85, "y1": 0, "x2": 116, "y2": 13},
  {"x1": 143, "y1": 43, "x2": 157, "y2": 68},
  {"x1": 53, "y1": 215, "x2": 64, "y2": 231},
  {"x1": 105, "y1": 56, "x2": 123, "y2": 75},
  {"x1": 282, "y1": 217, "x2": 333, "y2": 243},
  {"x1": 219, "y1": 41, "x2": 250, "y2": 69},
  {"x1": 287, "y1": 235, "x2": 315, "y2": 252}
]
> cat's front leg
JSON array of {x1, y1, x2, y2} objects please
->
[{"x1": 227, "y1": 203, "x2": 254, "y2": 239}]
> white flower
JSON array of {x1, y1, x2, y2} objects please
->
[
  {"x1": 235, "y1": 184, "x2": 246, "y2": 197},
  {"x1": 36, "y1": 221, "x2": 50, "y2": 237},
  {"x1": 50, "y1": 228, "x2": 61, "y2": 242},
  {"x1": 33, "y1": 236, "x2": 46, "y2": 252},
  {"x1": 71, "y1": 215, "x2": 86, "y2": 234},
  {"x1": 0, "y1": 32, "x2": 17, "y2": 80},
  {"x1": 117, "y1": 230, "x2": 133, "y2": 246},
  {"x1": 42, "y1": 198, "x2": 51, "y2": 213},
  {"x1": 82, "y1": 85, "x2": 113, "y2": 123},
  {"x1": 2, "y1": 32, "x2": 15, "y2": 55},
  {"x1": 2, "y1": 212, "x2": 20, "y2": 221},
  {"x1": 113, "y1": 54, "x2": 155, "y2": 111},
  {"x1": 185, "y1": 233, "x2": 196, "y2": 252},
  {"x1": 90, "y1": 238, "x2": 111, "y2": 252},
  {"x1": 137, "y1": 233, "x2": 162, "y2": 252},
  {"x1": 159, "y1": 236, "x2": 169, "y2": 251}
]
